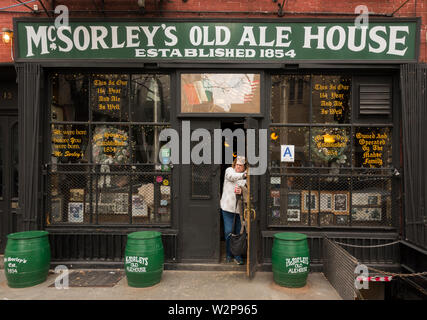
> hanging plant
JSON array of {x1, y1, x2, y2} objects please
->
[{"x1": 305, "y1": 127, "x2": 349, "y2": 163}]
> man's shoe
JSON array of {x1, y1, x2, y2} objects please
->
[
  {"x1": 226, "y1": 256, "x2": 233, "y2": 263},
  {"x1": 234, "y1": 257, "x2": 244, "y2": 265}
]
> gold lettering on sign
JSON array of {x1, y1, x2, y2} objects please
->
[
  {"x1": 356, "y1": 132, "x2": 388, "y2": 167},
  {"x1": 52, "y1": 127, "x2": 87, "y2": 158},
  {"x1": 93, "y1": 76, "x2": 127, "y2": 112},
  {"x1": 313, "y1": 79, "x2": 350, "y2": 116}
]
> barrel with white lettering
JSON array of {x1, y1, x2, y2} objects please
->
[
  {"x1": 125, "y1": 231, "x2": 164, "y2": 288},
  {"x1": 271, "y1": 232, "x2": 310, "y2": 288},
  {"x1": 4, "y1": 231, "x2": 51, "y2": 288}
]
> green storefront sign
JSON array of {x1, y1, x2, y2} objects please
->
[{"x1": 14, "y1": 19, "x2": 419, "y2": 62}]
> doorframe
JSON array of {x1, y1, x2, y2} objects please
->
[{"x1": 0, "y1": 114, "x2": 18, "y2": 253}]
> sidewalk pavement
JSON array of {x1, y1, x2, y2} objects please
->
[{"x1": 0, "y1": 269, "x2": 342, "y2": 300}]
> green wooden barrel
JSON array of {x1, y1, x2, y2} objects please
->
[
  {"x1": 125, "y1": 231, "x2": 164, "y2": 288},
  {"x1": 271, "y1": 232, "x2": 310, "y2": 288},
  {"x1": 4, "y1": 231, "x2": 51, "y2": 288}
]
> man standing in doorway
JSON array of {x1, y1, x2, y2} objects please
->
[{"x1": 220, "y1": 156, "x2": 247, "y2": 265}]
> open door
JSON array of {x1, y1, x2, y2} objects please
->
[
  {"x1": 179, "y1": 119, "x2": 221, "y2": 262},
  {"x1": 244, "y1": 117, "x2": 260, "y2": 279}
]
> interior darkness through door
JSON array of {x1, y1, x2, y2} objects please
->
[{"x1": 219, "y1": 118, "x2": 245, "y2": 263}]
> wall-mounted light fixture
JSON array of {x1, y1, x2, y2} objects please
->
[
  {"x1": 137, "y1": 0, "x2": 145, "y2": 13},
  {"x1": 1, "y1": 28, "x2": 13, "y2": 45},
  {"x1": 137, "y1": 0, "x2": 145, "y2": 8}
]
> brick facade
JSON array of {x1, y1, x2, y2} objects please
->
[{"x1": 0, "y1": 0, "x2": 426, "y2": 62}]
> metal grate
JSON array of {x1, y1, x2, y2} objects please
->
[
  {"x1": 268, "y1": 171, "x2": 394, "y2": 227},
  {"x1": 191, "y1": 164, "x2": 211, "y2": 199},
  {"x1": 48, "y1": 270, "x2": 124, "y2": 287},
  {"x1": 46, "y1": 164, "x2": 172, "y2": 225},
  {"x1": 401, "y1": 63, "x2": 427, "y2": 250},
  {"x1": 323, "y1": 237, "x2": 360, "y2": 300}
]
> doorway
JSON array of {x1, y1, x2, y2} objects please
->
[
  {"x1": 219, "y1": 118, "x2": 246, "y2": 263},
  {"x1": 0, "y1": 115, "x2": 19, "y2": 253}
]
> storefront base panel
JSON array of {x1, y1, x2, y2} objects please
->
[
  {"x1": 47, "y1": 230, "x2": 178, "y2": 263},
  {"x1": 261, "y1": 231, "x2": 401, "y2": 267},
  {"x1": 49, "y1": 261, "x2": 248, "y2": 272}
]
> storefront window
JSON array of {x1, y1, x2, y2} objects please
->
[
  {"x1": 353, "y1": 127, "x2": 392, "y2": 168},
  {"x1": 271, "y1": 75, "x2": 310, "y2": 123},
  {"x1": 269, "y1": 73, "x2": 393, "y2": 228},
  {"x1": 312, "y1": 75, "x2": 351, "y2": 124},
  {"x1": 310, "y1": 127, "x2": 351, "y2": 167},
  {"x1": 48, "y1": 72, "x2": 172, "y2": 226},
  {"x1": 91, "y1": 74, "x2": 129, "y2": 122},
  {"x1": 92, "y1": 125, "x2": 130, "y2": 165},
  {"x1": 269, "y1": 127, "x2": 310, "y2": 170},
  {"x1": 131, "y1": 75, "x2": 170, "y2": 122},
  {"x1": 51, "y1": 124, "x2": 89, "y2": 164},
  {"x1": 181, "y1": 73, "x2": 260, "y2": 113},
  {"x1": 131, "y1": 125, "x2": 170, "y2": 164},
  {"x1": 51, "y1": 73, "x2": 89, "y2": 122}
]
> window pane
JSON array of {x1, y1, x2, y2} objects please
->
[
  {"x1": 92, "y1": 125, "x2": 130, "y2": 164},
  {"x1": 271, "y1": 75, "x2": 310, "y2": 123},
  {"x1": 312, "y1": 75, "x2": 351, "y2": 124},
  {"x1": 48, "y1": 172, "x2": 90, "y2": 224},
  {"x1": 310, "y1": 127, "x2": 351, "y2": 167},
  {"x1": 353, "y1": 127, "x2": 392, "y2": 168},
  {"x1": 91, "y1": 74, "x2": 129, "y2": 122},
  {"x1": 131, "y1": 75, "x2": 171, "y2": 122},
  {"x1": 192, "y1": 164, "x2": 211, "y2": 198},
  {"x1": 181, "y1": 73, "x2": 260, "y2": 113},
  {"x1": 51, "y1": 124, "x2": 89, "y2": 163},
  {"x1": 131, "y1": 125, "x2": 170, "y2": 164},
  {"x1": 269, "y1": 127, "x2": 310, "y2": 170},
  {"x1": 96, "y1": 175, "x2": 130, "y2": 224},
  {"x1": 269, "y1": 176, "x2": 314, "y2": 226},
  {"x1": 317, "y1": 177, "x2": 351, "y2": 227},
  {"x1": 352, "y1": 178, "x2": 392, "y2": 226},
  {"x1": 132, "y1": 173, "x2": 171, "y2": 224},
  {"x1": 51, "y1": 73, "x2": 89, "y2": 122}
]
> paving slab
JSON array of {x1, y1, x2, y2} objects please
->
[{"x1": 0, "y1": 269, "x2": 341, "y2": 300}]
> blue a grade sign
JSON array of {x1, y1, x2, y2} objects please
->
[{"x1": 14, "y1": 19, "x2": 419, "y2": 62}]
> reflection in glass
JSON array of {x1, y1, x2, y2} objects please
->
[
  {"x1": 271, "y1": 75, "x2": 310, "y2": 123},
  {"x1": 131, "y1": 125, "x2": 170, "y2": 164},
  {"x1": 51, "y1": 73, "x2": 89, "y2": 122},
  {"x1": 91, "y1": 74, "x2": 129, "y2": 122},
  {"x1": 312, "y1": 75, "x2": 351, "y2": 124},
  {"x1": 131, "y1": 75, "x2": 170, "y2": 122},
  {"x1": 269, "y1": 127, "x2": 310, "y2": 170},
  {"x1": 181, "y1": 73, "x2": 260, "y2": 113}
]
